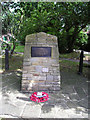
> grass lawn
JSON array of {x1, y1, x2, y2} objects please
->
[
  {"x1": 2, "y1": 54, "x2": 24, "y2": 71},
  {"x1": 60, "y1": 52, "x2": 80, "y2": 59},
  {"x1": 59, "y1": 59, "x2": 89, "y2": 77},
  {"x1": 60, "y1": 51, "x2": 90, "y2": 61},
  {"x1": 14, "y1": 45, "x2": 90, "y2": 60},
  {"x1": 1, "y1": 45, "x2": 89, "y2": 77},
  {"x1": 14, "y1": 45, "x2": 25, "y2": 53},
  {"x1": 2, "y1": 52, "x2": 89, "y2": 78}
]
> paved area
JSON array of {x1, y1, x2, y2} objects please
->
[{"x1": 0, "y1": 71, "x2": 89, "y2": 118}]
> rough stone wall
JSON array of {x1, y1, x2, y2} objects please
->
[{"x1": 22, "y1": 32, "x2": 60, "y2": 92}]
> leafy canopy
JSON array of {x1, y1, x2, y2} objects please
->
[{"x1": 1, "y1": 2, "x2": 89, "y2": 53}]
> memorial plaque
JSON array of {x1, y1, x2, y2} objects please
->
[{"x1": 31, "y1": 47, "x2": 51, "y2": 57}]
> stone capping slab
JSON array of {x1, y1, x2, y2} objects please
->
[
  {"x1": 25, "y1": 43, "x2": 58, "y2": 45},
  {"x1": 26, "y1": 32, "x2": 57, "y2": 43}
]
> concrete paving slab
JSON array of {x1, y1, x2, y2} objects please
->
[
  {"x1": 40, "y1": 105, "x2": 58, "y2": 118},
  {"x1": 21, "y1": 103, "x2": 41, "y2": 118},
  {"x1": 0, "y1": 71, "x2": 89, "y2": 118},
  {"x1": 64, "y1": 108, "x2": 84, "y2": 118},
  {"x1": 52, "y1": 107, "x2": 69, "y2": 118},
  {"x1": 77, "y1": 99, "x2": 88, "y2": 109},
  {"x1": 69, "y1": 92, "x2": 80, "y2": 102},
  {"x1": 74, "y1": 87, "x2": 87, "y2": 99}
]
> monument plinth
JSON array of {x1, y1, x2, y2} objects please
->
[{"x1": 22, "y1": 32, "x2": 60, "y2": 92}]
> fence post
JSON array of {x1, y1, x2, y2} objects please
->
[
  {"x1": 78, "y1": 50, "x2": 83, "y2": 74},
  {"x1": 5, "y1": 48, "x2": 9, "y2": 70}
]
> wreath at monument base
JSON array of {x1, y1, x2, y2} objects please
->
[{"x1": 30, "y1": 92, "x2": 49, "y2": 103}]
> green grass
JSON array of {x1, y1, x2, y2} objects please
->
[
  {"x1": 84, "y1": 54, "x2": 90, "y2": 56},
  {"x1": 59, "y1": 59, "x2": 89, "y2": 77},
  {"x1": 2, "y1": 52, "x2": 89, "y2": 78},
  {"x1": 60, "y1": 52, "x2": 80, "y2": 59},
  {"x1": 14, "y1": 45, "x2": 25, "y2": 53},
  {"x1": 60, "y1": 52, "x2": 90, "y2": 62},
  {"x1": 2, "y1": 54, "x2": 24, "y2": 71},
  {"x1": 59, "y1": 60, "x2": 79, "y2": 72}
]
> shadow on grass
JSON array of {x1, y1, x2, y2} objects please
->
[{"x1": 2, "y1": 54, "x2": 23, "y2": 71}]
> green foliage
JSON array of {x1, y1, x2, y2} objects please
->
[
  {"x1": 75, "y1": 31, "x2": 88, "y2": 49},
  {"x1": 1, "y1": 2, "x2": 90, "y2": 53},
  {"x1": 1, "y1": 42, "x2": 7, "y2": 50},
  {"x1": 14, "y1": 45, "x2": 24, "y2": 53},
  {"x1": 60, "y1": 52, "x2": 80, "y2": 59}
]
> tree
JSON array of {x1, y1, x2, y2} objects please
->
[{"x1": 1, "y1": 2, "x2": 90, "y2": 53}]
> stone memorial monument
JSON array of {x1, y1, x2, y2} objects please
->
[{"x1": 22, "y1": 32, "x2": 60, "y2": 92}]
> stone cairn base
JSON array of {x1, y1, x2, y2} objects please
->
[{"x1": 22, "y1": 32, "x2": 60, "y2": 92}]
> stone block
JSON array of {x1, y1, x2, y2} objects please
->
[
  {"x1": 52, "y1": 85, "x2": 61, "y2": 88},
  {"x1": 22, "y1": 80, "x2": 29, "y2": 84},
  {"x1": 23, "y1": 62, "x2": 31, "y2": 66},
  {"x1": 32, "y1": 62, "x2": 39, "y2": 65},
  {"x1": 47, "y1": 75, "x2": 53, "y2": 81},
  {"x1": 27, "y1": 77, "x2": 32, "y2": 80},
  {"x1": 48, "y1": 86, "x2": 60, "y2": 91},
  {"x1": 38, "y1": 82, "x2": 45, "y2": 85},
  {"x1": 53, "y1": 76, "x2": 60, "y2": 80},
  {"x1": 32, "y1": 80, "x2": 45, "y2": 83},
  {"x1": 22, "y1": 74, "x2": 27, "y2": 78},
  {"x1": 22, "y1": 83, "x2": 29, "y2": 91},
  {"x1": 27, "y1": 66, "x2": 35, "y2": 71},
  {"x1": 39, "y1": 76, "x2": 46, "y2": 81},
  {"x1": 23, "y1": 59, "x2": 30, "y2": 62},
  {"x1": 53, "y1": 80, "x2": 60, "y2": 83},
  {"x1": 42, "y1": 68, "x2": 49, "y2": 73},
  {"x1": 51, "y1": 72, "x2": 60, "y2": 76},
  {"x1": 22, "y1": 76, "x2": 27, "y2": 79},
  {"x1": 32, "y1": 76, "x2": 46, "y2": 81},
  {"x1": 33, "y1": 73, "x2": 39, "y2": 76},
  {"x1": 26, "y1": 34, "x2": 36, "y2": 43},
  {"x1": 45, "y1": 79, "x2": 53, "y2": 83},
  {"x1": 24, "y1": 46, "x2": 31, "y2": 58},
  {"x1": 35, "y1": 66, "x2": 42, "y2": 72},
  {"x1": 38, "y1": 87, "x2": 48, "y2": 91},
  {"x1": 30, "y1": 58, "x2": 38, "y2": 62},
  {"x1": 46, "y1": 82, "x2": 60, "y2": 85},
  {"x1": 40, "y1": 73, "x2": 46, "y2": 76},
  {"x1": 27, "y1": 87, "x2": 33, "y2": 91},
  {"x1": 28, "y1": 70, "x2": 36, "y2": 73},
  {"x1": 32, "y1": 85, "x2": 38, "y2": 91},
  {"x1": 22, "y1": 71, "x2": 28, "y2": 74},
  {"x1": 23, "y1": 74, "x2": 32, "y2": 78},
  {"x1": 51, "y1": 64, "x2": 59, "y2": 67},
  {"x1": 37, "y1": 32, "x2": 47, "y2": 39},
  {"x1": 52, "y1": 47, "x2": 59, "y2": 59},
  {"x1": 23, "y1": 66, "x2": 30, "y2": 70},
  {"x1": 38, "y1": 38, "x2": 46, "y2": 43}
]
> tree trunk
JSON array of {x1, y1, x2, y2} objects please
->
[
  {"x1": 67, "y1": 31, "x2": 78, "y2": 53},
  {"x1": 10, "y1": 44, "x2": 15, "y2": 56},
  {"x1": 78, "y1": 50, "x2": 83, "y2": 74},
  {"x1": 67, "y1": 35, "x2": 75, "y2": 53},
  {"x1": 5, "y1": 48, "x2": 9, "y2": 70}
]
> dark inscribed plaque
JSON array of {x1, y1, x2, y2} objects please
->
[{"x1": 31, "y1": 47, "x2": 51, "y2": 57}]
